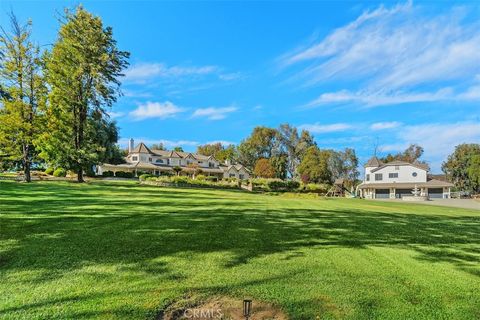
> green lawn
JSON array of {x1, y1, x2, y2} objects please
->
[{"x1": 1, "y1": 181, "x2": 479, "y2": 319}]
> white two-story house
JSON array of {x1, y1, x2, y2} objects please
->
[
  {"x1": 97, "y1": 139, "x2": 250, "y2": 180},
  {"x1": 357, "y1": 156, "x2": 453, "y2": 199}
]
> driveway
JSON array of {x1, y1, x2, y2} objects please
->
[
  {"x1": 372, "y1": 198, "x2": 480, "y2": 210},
  {"x1": 426, "y1": 198, "x2": 480, "y2": 210}
]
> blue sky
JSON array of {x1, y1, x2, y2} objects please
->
[{"x1": 2, "y1": 1, "x2": 480, "y2": 172}]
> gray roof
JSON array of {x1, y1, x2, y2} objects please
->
[
  {"x1": 130, "y1": 143, "x2": 154, "y2": 154},
  {"x1": 364, "y1": 156, "x2": 383, "y2": 167},
  {"x1": 370, "y1": 161, "x2": 429, "y2": 173},
  {"x1": 132, "y1": 145, "x2": 215, "y2": 161}
]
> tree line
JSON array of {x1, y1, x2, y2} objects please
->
[
  {"x1": 1, "y1": 7, "x2": 478, "y2": 193},
  {"x1": 0, "y1": 7, "x2": 129, "y2": 182},
  {"x1": 192, "y1": 124, "x2": 360, "y2": 187}
]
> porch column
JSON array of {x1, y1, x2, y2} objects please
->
[{"x1": 390, "y1": 188, "x2": 395, "y2": 199}]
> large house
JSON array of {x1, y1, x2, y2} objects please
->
[
  {"x1": 97, "y1": 139, "x2": 250, "y2": 180},
  {"x1": 357, "y1": 156, "x2": 453, "y2": 199}
]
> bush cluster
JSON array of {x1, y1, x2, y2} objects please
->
[
  {"x1": 53, "y1": 168, "x2": 67, "y2": 177},
  {"x1": 143, "y1": 175, "x2": 239, "y2": 189},
  {"x1": 102, "y1": 171, "x2": 134, "y2": 178},
  {"x1": 44, "y1": 167, "x2": 54, "y2": 175},
  {"x1": 102, "y1": 171, "x2": 114, "y2": 177},
  {"x1": 115, "y1": 171, "x2": 134, "y2": 178},
  {"x1": 266, "y1": 179, "x2": 300, "y2": 191}
]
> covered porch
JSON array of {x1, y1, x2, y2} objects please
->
[{"x1": 357, "y1": 180, "x2": 453, "y2": 199}]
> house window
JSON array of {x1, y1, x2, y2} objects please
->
[
  {"x1": 366, "y1": 174, "x2": 370, "y2": 181},
  {"x1": 149, "y1": 157, "x2": 152, "y2": 162},
  {"x1": 395, "y1": 166, "x2": 400, "y2": 170},
  {"x1": 229, "y1": 173, "x2": 235, "y2": 177},
  {"x1": 412, "y1": 172, "x2": 418, "y2": 177},
  {"x1": 209, "y1": 162, "x2": 214, "y2": 168},
  {"x1": 389, "y1": 173, "x2": 398, "y2": 178},
  {"x1": 375, "y1": 173, "x2": 383, "y2": 181},
  {"x1": 132, "y1": 156, "x2": 138, "y2": 161},
  {"x1": 239, "y1": 174, "x2": 244, "y2": 179},
  {"x1": 156, "y1": 159, "x2": 163, "y2": 164}
]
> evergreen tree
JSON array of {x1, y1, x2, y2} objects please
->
[
  {"x1": 37, "y1": 6, "x2": 129, "y2": 182},
  {"x1": 0, "y1": 13, "x2": 46, "y2": 182}
]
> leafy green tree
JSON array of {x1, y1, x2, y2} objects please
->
[
  {"x1": 467, "y1": 155, "x2": 480, "y2": 192},
  {"x1": 253, "y1": 158, "x2": 275, "y2": 178},
  {"x1": 443, "y1": 144, "x2": 480, "y2": 192},
  {"x1": 0, "y1": 13, "x2": 46, "y2": 182},
  {"x1": 197, "y1": 142, "x2": 223, "y2": 157},
  {"x1": 270, "y1": 154, "x2": 288, "y2": 180},
  {"x1": 216, "y1": 144, "x2": 237, "y2": 163},
  {"x1": 380, "y1": 144, "x2": 425, "y2": 164},
  {"x1": 172, "y1": 166, "x2": 182, "y2": 176},
  {"x1": 237, "y1": 126, "x2": 277, "y2": 169},
  {"x1": 466, "y1": 154, "x2": 480, "y2": 192},
  {"x1": 275, "y1": 124, "x2": 299, "y2": 177},
  {"x1": 342, "y1": 147, "x2": 359, "y2": 187},
  {"x1": 173, "y1": 146, "x2": 184, "y2": 152},
  {"x1": 89, "y1": 116, "x2": 125, "y2": 165},
  {"x1": 275, "y1": 124, "x2": 315, "y2": 178},
  {"x1": 196, "y1": 142, "x2": 237, "y2": 162},
  {"x1": 37, "y1": 6, "x2": 129, "y2": 182},
  {"x1": 298, "y1": 146, "x2": 331, "y2": 184}
]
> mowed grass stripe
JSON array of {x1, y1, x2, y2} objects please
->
[{"x1": 0, "y1": 180, "x2": 479, "y2": 319}]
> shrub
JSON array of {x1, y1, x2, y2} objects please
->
[
  {"x1": 267, "y1": 179, "x2": 285, "y2": 191},
  {"x1": 286, "y1": 180, "x2": 300, "y2": 190},
  {"x1": 116, "y1": 171, "x2": 134, "y2": 178},
  {"x1": 102, "y1": 171, "x2": 114, "y2": 177},
  {"x1": 205, "y1": 176, "x2": 218, "y2": 182},
  {"x1": 45, "y1": 167, "x2": 54, "y2": 175},
  {"x1": 53, "y1": 168, "x2": 67, "y2": 177},
  {"x1": 303, "y1": 183, "x2": 329, "y2": 194},
  {"x1": 170, "y1": 176, "x2": 189, "y2": 184},
  {"x1": 85, "y1": 166, "x2": 96, "y2": 177},
  {"x1": 196, "y1": 174, "x2": 206, "y2": 181},
  {"x1": 138, "y1": 173, "x2": 155, "y2": 180}
]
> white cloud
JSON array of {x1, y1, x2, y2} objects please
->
[
  {"x1": 306, "y1": 88, "x2": 454, "y2": 108},
  {"x1": 191, "y1": 106, "x2": 237, "y2": 120},
  {"x1": 380, "y1": 121, "x2": 480, "y2": 171},
  {"x1": 129, "y1": 101, "x2": 184, "y2": 120},
  {"x1": 219, "y1": 72, "x2": 244, "y2": 81},
  {"x1": 124, "y1": 62, "x2": 243, "y2": 85},
  {"x1": 206, "y1": 140, "x2": 237, "y2": 146},
  {"x1": 299, "y1": 123, "x2": 353, "y2": 134},
  {"x1": 107, "y1": 111, "x2": 125, "y2": 119},
  {"x1": 124, "y1": 62, "x2": 219, "y2": 83},
  {"x1": 118, "y1": 138, "x2": 198, "y2": 149},
  {"x1": 281, "y1": 2, "x2": 480, "y2": 107},
  {"x1": 370, "y1": 121, "x2": 402, "y2": 130}
]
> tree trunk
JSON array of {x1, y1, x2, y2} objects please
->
[
  {"x1": 77, "y1": 168, "x2": 84, "y2": 183},
  {"x1": 22, "y1": 144, "x2": 31, "y2": 182}
]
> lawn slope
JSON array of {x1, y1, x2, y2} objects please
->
[{"x1": 0, "y1": 181, "x2": 479, "y2": 319}]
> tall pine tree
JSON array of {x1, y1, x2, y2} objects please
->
[
  {"x1": 38, "y1": 6, "x2": 129, "y2": 182},
  {"x1": 0, "y1": 13, "x2": 46, "y2": 182}
]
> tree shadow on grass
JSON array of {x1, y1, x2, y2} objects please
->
[{"x1": 1, "y1": 181, "x2": 480, "y2": 318}]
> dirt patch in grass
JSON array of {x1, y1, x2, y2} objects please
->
[{"x1": 158, "y1": 296, "x2": 288, "y2": 320}]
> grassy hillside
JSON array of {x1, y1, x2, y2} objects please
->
[{"x1": 0, "y1": 181, "x2": 479, "y2": 319}]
